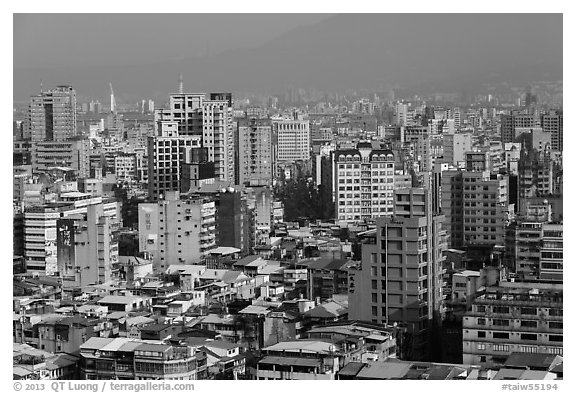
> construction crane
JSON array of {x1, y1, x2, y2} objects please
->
[{"x1": 109, "y1": 82, "x2": 116, "y2": 113}]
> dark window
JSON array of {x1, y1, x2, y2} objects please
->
[
  {"x1": 493, "y1": 332, "x2": 509, "y2": 339},
  {"x1": 520, "y1": 334, "x2": 538, "y2": 341}
]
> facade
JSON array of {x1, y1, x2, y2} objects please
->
[
  {"x1": 138, "y1": 191, "x2": 216, "y2": 270},
  {"x1": 23, "y1": 197, "x2": 120, "y2": 275},
  {"x1": 273, "y1": 119, "x2": 310, "y2": 163},
  {"x1": 349, "y1": 188, "x2": 447, "y2": 361},
  {"x1": 334, "y1": 145, "x2": 395, "y2": 224},
  {"x1": 31, "y1": 139, "x2": 90, "y2": 178},
  {"x1": 500, "y1": 114, "x2": 539, "y2": 144},
  {"x1": 441, "y1": 170, "x2": 512, "y2": 249},
  {"x1": 113, "y1": 153, "x2": 137, "y2": 183},
  {"x1": 147, "y1": 121, "x2": 202, "y2": 200},
  {"x1": 28, "y1": 86, "x2": 77, "y2": 142},
  {"x1": 154, "y1": 93, "x2": 235, "y2": 183},
  {"x1": 237, "y1": 118, "x2": 273, "y2": 186},
  {"x1": 56, "y1": 204, "x2": 119, "y2": 287},
  {"x1": 462, "y1": 282, "x2": 563, "y2": 367},
  {"x1": 256, "y1": 340, "x2": 341, "y2": 380},
  {"x1": 442, "y1": 133, "x2": 472, "y2": 166},
  {"x1": 403, "y1": 126, "x2": 432, "y2": 172},
  {"x1": 541, "y1": 112, "x2": 563, "y2": 152},
  {"x1": 79, "y1": 337, "x2": 198, "y2": 380}
]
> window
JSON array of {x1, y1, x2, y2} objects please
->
[
  {"x1": 492, "y1": 319, "x2": 509, "y2": 327},
  {"x1": 493, "y1": 332, "x2": 509, "y2": 339},
  {"x1": 478, "y1": 331, "x2": 486, "y2": 338},
  {"x1": 477, "y1": 318, "x2": 486, "y2": 325},
  {"x1": 493, "y1": 306, "x2": 509, "y2": 314},
  {"x1": 520, "y1": 333, "x2": 538, "y2": 341},
  {"x1": 549, "y1": 321, "x2": 563, "y2": 329},
  {"x1": 549, "y1": 335, "x2": 563, "y2": 342},
  {"x1": 520, "y1": 320, "x2": 537, "y2": 328},
  {"x1": 520, "y1": 307, "x2": 537, "y2": 315},
  {"x1": 477, "y1": 343, "x2": 486, "y2": 350}
]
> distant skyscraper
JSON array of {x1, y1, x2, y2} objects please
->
[{"x1": 28, "y1": 85, "x2": 77, "y2": 142}]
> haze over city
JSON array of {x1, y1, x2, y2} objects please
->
[{"x1": 14, "y1": 14, "x2": 562, "y2": 102}]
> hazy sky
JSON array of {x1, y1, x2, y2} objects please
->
[
  {"x1": 14, "y1": 14, "x2": 332, "y2": 68},
  {"x1": 13, "y1": 13, "x2": 562, "y2": 102}
]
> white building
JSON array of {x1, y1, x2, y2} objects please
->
[
  {"x1": 138, "y1": 191, "x2": 216, "y2": 270},
  {"x1": 334, "y1": 143, "x2": 395, "y2": 224}
]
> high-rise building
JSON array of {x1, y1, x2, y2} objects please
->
[
  {"x1": 56, "y1": 204, "x2": 118, "y2": 287},
  {"x1": 349, "y1": 187, "x2": 447, "y2": 361},
  {"x1": 272, "y1": 119, "x2": 310, "y2": 164},
  {"x1": 147, "y1": 121, "x2": 202, "y2": 201},
  {"x1": 500, "y1": 114, "x2": 539, "y2": 144},
  {"x1": 154, "y1": 92, "x2": 235, "y2": 183},
  {"x1": 541, "y1": 112, "x2": 563, "y2": 152},
  {"x1": 237, "y1": 118, "x2": 273, "y2": 186},
  {"x1": 138, "y1": 191, "x2": 216, "y2": 270},
  {"x1": 28, "y1": 85, "x2": 77, "y2": 142},
  {"x1": 442, "y1": 133, "x2": 472, "y2": 166},
  {"x1": 403, "y1": 126, "x2": 432, "y2": 172},
  {"x1": 23, "y1": 195, "x2": 121, "y2": 275},
  {"x1": 462, "y1": 281, "x2": 563, "y2": 367},
  {"x1": 334, "y1": 144, "x2": 395, "y2": 224},
  {"x1": 441, "y1": 171, "x2": 512, "y2": 249}
]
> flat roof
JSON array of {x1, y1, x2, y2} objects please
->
[{"x1": 259, "y1": 356, "x2": 321, "y2": 368}]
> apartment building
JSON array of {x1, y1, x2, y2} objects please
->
[
  {"x1": 462, "y1": 282, "x2": 563, "y2": 367},
  {"x1": 138, "y1": 191, "x2": 216, "y2": 270},
  {"x1": 79, "y1": 337, "x2": 198, "y2": 380},
  {"x1": 403, "y1": 126, "x2": 432, "y2": 172},
  {"x1": 147, "y1": 121, "x2": 202, "y2": 201},
  {"x1": 441, "y1": 170, "x2": 512, "y2": 249},
  {"x1": 237, "y1": 118, "x2": 273, "y2": 186},
  {"x1": 500, "y1": 114, "x2": 540, "y2": 144},
  {"x1": 154, "y1": 92, "x2": 235, "y2": 183},
  {"x1": 56, "y1": 204, "x2": 119, "y2": 287},
  {"x1": 31, "y1": 139, "x2": 90, "y2": 178},
  {"x1": 28, "y1": 85, "x2": 77, "y2": 142},
  {"x1": 334, "y1": 144, "x2": 395, "y2": 224},
  {"x1": 23, "y1": 195, "x2": 121, "y2": 275},
  {"x1": 541, "y1": 112, "x2": 563, "y2": 152},
  {"x1": 442, "y1": 133, "x2": 472, "y2": 166},
  {"x1": 273, "y1": 119, "x2": 310, "y2": 163},
  {"x1": 113, "y1": 153, "x2": 137, "y2": 183},
  {"x1": 349, "y1": 194, "x2": 447, "y2": 361}
]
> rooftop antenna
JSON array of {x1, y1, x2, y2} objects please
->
[{"x1": 179, "y1": 73, "x2": 183, "y2": 94}]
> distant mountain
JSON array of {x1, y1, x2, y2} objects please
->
[{"x1": 13, "y1": 14, "x2": 562, "y2": 102}]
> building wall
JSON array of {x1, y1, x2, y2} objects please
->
[
  {"x1": 28, "y1": 86, "x2": 77, "y2": 142},
  {"x1": 237, "y1": 119, "x2": 273, "y2": 186},
  {"x1": 462, "y1": 283, "x2": 563, "y2": 367},
  {"x1": 31, "y1": 139, "x2": 90, "y2": 178},
  {"x1": 334, "y1": 148, "x2": 395, "y2": 224}
]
